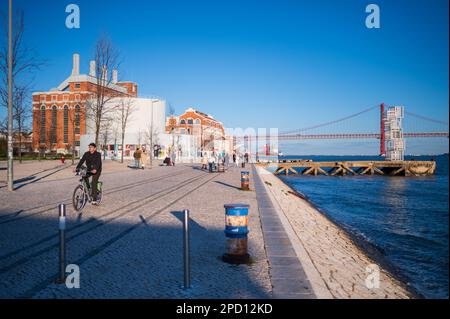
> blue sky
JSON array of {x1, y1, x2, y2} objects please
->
[{"x1": 0, "y1": 0, "x2": 448, "y2": 154}]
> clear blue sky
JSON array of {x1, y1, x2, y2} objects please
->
[{"x1": 1, "y1": 0, "x2": 448, "y2": 154}]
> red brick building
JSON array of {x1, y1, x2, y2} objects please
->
[
  {"x1": 166, "y1": 107, "x2": 226, "y2": 151},
  {"x1": 32, "y1": 54, "x2": 137, "y2": 155}
]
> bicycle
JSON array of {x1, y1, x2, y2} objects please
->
[{"x1": 72, "y1": 166, "x2": 103, "y2": 212}]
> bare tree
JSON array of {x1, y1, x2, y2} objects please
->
[
  {"x1": 167, "y1": 103, "x2": 177, "y2": 149},
  {"x1": 12, "y1": 84, "x2": 30, "y2": 163},
  {"x1": 33, "y1": 106, "x2": 50, "y2": 160},
  {"x1": 145, "y1": 124, "x2": 159, "y2": 167},
  {"x1": 115, "y1": 97, "x2": 135, "y2": 163},
  {"x1": 111, "y1": 121, "x2": 120, "y2": 160},
  {"x1": 100, "y1": 117, "x2": 113, "y2": 160},
  {"x1": 33, "y1": 108, "x2": 41, "y2": 161},
  {"x1": 67, "y1": 106, "x2": 79, "y2": 164},
  {"x1": 87, "y1": 34, "x2": 121, "y2": 146},
  {"x1": 0, "y1": 117, "x2": 6, "y2": 135},
  {"x1": 0, "y1": 10, "x2": 42, "y2": 136},
  {"x1": 42, "y1": 118, "x2": 51, "y2": 158},
  {"x1": 137, "y1": 129, "x2": 143, "y2": 147}
]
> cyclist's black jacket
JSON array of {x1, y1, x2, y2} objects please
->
[{"x1": 76, "y1": 151, "x2": 102, "y2": 174}]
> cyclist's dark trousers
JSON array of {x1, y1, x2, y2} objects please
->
[{"x1": 84, "y1": 173, "x2": 100, "y2": 201}]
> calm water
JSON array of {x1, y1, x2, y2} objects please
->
[{"x1": 276, "y1": 154, "x2": 449, "y2": 299}]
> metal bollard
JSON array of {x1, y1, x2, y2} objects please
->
[
  {"x1": 58, "y1": 204, "x2": 66, "y2": 284},
  {"x1": 183, "y1": 209, "x2": 190, "y2": 289}
]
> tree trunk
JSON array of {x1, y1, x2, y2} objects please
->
[
  {"x1": 95, "y1": 125, "x2": 100, "y2": 148},
  {"x1": 18, "y1": 134, "x2": 22, "y2": 163},
  {"x1": 18, "y1": 126, "x2": 22, "y2": 164},
  {"x1": 72, "y1": 141, "x2": 75, "y2": 165},
  {"x1": 121, "y1": 132, "x2": 125, "y2": 164}
]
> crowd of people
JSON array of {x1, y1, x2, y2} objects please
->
[
  {"x1": 127, "y1": 146, "x2": 249, "y2": 170},
  {"x1": 200, "y1": 150, "x2": 249, "y2": 172}
]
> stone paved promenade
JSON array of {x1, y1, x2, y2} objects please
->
[{"x1": 0, "y1": 160, "x2": 281, "y2": 298}]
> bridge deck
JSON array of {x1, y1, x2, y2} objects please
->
[{"x1": 256, "y1": 160, "x2": 436, "y2": 176}]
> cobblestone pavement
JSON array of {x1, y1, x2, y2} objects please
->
[{"x1": 0, "y1": 161, "x2": 272, "y2": 298}]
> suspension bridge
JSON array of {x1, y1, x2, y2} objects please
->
[
  {"x1": 236, "y1": 103, "x2": 448, "y2": 176},
  {"x1": 276, "y1": 103, "x2": 448, "y2": 156},
  {"x1": 236, "y1": 103, "x2": 448, "y2": 156}
]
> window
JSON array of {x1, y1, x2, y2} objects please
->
[
  {"x1": 180, "y1": 128, "x2": 185, "y2": 134},
  {"x1": 75, "y1": 141, "x2": 80, "y2": 147},
  {"x1": 40, "y1": 106, "x2": 46, "y2": 144},
  {"x1": 63, "y1": 106, "x2": 69, "y2": 143},
  {"x1": 187, "y1": 118, "x2": 193, "y2": 125},
  {"x1": 194, "y1": 119, "x2": 201, "y2": 125},
  {"x1": 51, "y1": 106, "x2": 57, "y2": 144},
  {"x1": 75, "y1": 105, "x2": 80, "y2": 134},
  {"x1": 180, "y1": 119, "x2": 186, "y2": 125},
  {"x1": 75, "y1": 83, "x2": 81, "y2": 89}
]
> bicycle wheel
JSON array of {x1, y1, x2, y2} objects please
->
[{"x1": 73, "y1": 185, "x2": 87, "y2": 212}]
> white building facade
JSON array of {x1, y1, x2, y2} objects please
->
[{"x1": 81, "y1": 97, "x2": 166, "y2": 159}]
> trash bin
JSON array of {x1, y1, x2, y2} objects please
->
[
  {"x1": 223, "y1": 204, "x2": 250, "y2": 264},
  {"x1": 241, "y1": 171, "x2": 250, "y2": 190}
]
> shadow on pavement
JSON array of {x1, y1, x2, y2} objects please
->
[{"x1": 0, "y1": 211, "x2": 272, "y2": 299}]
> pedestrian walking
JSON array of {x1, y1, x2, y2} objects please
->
[
  {"x1": 171, "y1": 150, "x2": 176, "y2": 166},
  {"x1": 201, "y1": 152, "x2": 208, "y2": 170},
  {"x1": 140, "y1": 146, "x2": 148, "y2": 169},
  {"x1": 208, "y1": 152, "x2": 215, "y2": 172},
  {"x1": 224, "y1": 152, "x2": 230, "y2": 168},
  {"x1": 133, "y1": 147, "x2": 142, "y2": 169}
]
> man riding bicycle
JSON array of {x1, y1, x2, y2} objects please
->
[{"x1": 74, "y1": 143, "x2": 102, "y2": 205}]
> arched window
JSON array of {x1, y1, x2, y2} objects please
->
[
  {"x1": 75, "y1": 105, "x2": 80, "y2": 134},
  {"x1": 51, "y1": 106, "x2": 57, "y2": 144},
  {"x1": 194, "y1": 119, "x2": 201, "y2": 125},
  {"x1": 40, "y1": 106, "x2": 46, "y2": 144},
  {"x1": 63, "y1": 105, "x2": 69, "y2": 143},
  {"x1": 180, "y1": 119, "x2": 186, "y2": 125},
  {"x1": 187, "y1": 118, "x2": 193, "y2": 125}
]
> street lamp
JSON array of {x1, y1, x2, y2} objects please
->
[{"x1": 7, "y1": 0, "x2": 13, "y2": 191}]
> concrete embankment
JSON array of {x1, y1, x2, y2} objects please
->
[{"x1": 254, "y1": 165, "x2": 412, "y2": 299}]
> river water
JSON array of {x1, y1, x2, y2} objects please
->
[{"x1": 275, "y1": 154, "x2": 448, "y2": 299}]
